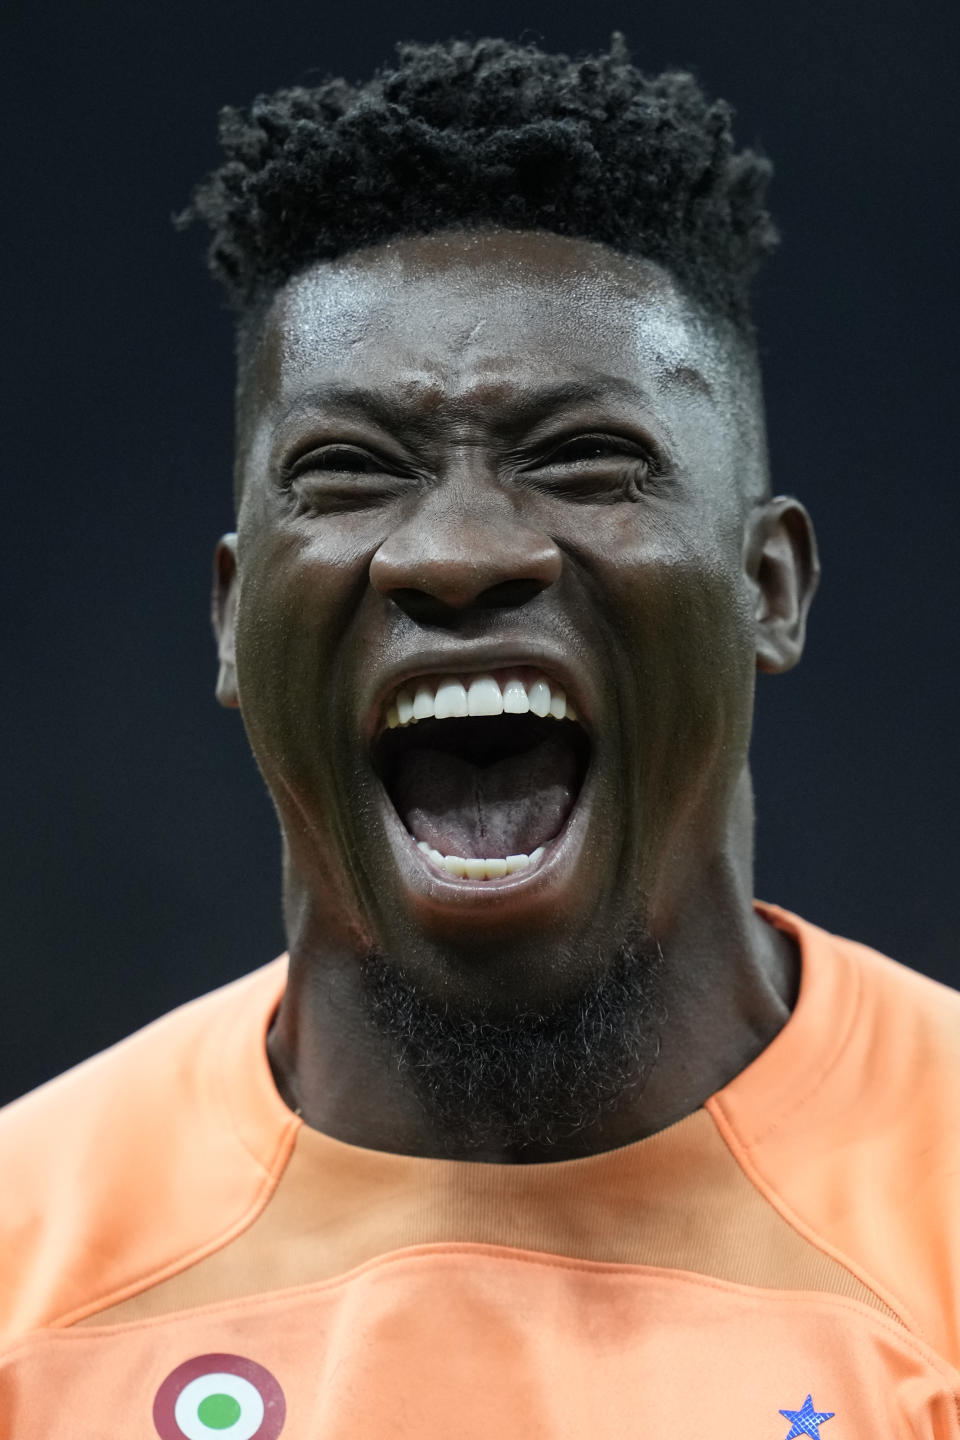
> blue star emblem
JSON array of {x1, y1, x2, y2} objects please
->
[{"x1": 779, "y1": 1394, "x2": 835, "y2": 1438}]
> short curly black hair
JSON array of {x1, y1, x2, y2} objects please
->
[{"x1": 184, "y1": 33, "x2": 778, "y2": 335}]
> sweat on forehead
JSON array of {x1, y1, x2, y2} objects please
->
[{"x1": 233, "y1": 229, "x2": 765, "y2": 503}]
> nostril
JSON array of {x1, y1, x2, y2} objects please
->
[
  {"x1": 386, "y1": 576, "x2": 552, "y2": 624},
  {"x1": 370, "y1": 520, "x2": 562, "y2": 612},
  {"x1": 387, "y1": 588, "x2": 451, "y2": 625},
  {"x1": 475, "y1": 578, "x2": 549, "y2": 609}
]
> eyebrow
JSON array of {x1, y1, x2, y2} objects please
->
[{"x1": 278, "y1": 369, "x2": 710, "y2": 436}]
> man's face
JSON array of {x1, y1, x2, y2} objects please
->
[{"x1": 220, "y1": 229, "x2": 796, "y2": 1012}]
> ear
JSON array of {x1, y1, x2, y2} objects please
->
[
  {"x1": 212, "y1": 533, "x2": 240, "y2": 708},
  {"x1": 745, "y1": 497, "x2": 820, "y2": 674}
]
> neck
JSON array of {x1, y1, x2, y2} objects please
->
[{"x1": 267, "y1": 772, "x2": 799, "y2": 1163}]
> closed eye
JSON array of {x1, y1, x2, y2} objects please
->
[
  {"x1": 544, "y1": 436, "x2": 643, "y2": 464},
  {"x1": 517, "y1": 432, "x2": 660, "y2": 503},
  {"x1": 285, "y1": 445, "x2": 386, "y2": 477}
]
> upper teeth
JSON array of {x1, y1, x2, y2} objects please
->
[{"x1": 385, "y1": 671, "x2": 578, "y2": 730}]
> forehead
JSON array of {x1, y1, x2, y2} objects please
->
[{"x1": 249, "y1": 230, "x2": 731, "y2": 418}]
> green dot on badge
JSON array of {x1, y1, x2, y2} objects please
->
[{"x1": 197, "y1": 1393, "x2": 242, "y2": 1429}]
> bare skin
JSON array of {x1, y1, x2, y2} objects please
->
[{"x1": 213, "y1": 228, "x2": 819, "y2": 1163}]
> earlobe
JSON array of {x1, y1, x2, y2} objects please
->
[
  {"x1": 747, "y1": 497, "x2": 820, "y2": 674},
  {"x1": 212, "y1": 533, "x2": 240, "y2": 708}
]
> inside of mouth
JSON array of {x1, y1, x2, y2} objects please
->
[{"x1": 375, "y1": 714, "x2": 591, "y2": 860}]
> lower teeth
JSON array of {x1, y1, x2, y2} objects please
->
[{"x1": 416, "y1": 840, "x2": 545, "y2": 879}]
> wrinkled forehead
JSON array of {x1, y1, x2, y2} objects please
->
[{"x1": 245, "y1": 230, "x2": 736, "y2": 419}]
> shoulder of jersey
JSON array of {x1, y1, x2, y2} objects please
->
[
  {"x1": 729, "y1": 914, "x2": 960, "y2": 1369},
  {"x1": 837, "y1": 932, "x2": 960, "y2": 1111},
  {"x1": 758, "y1": 919, "x2": 960, "y2": 1166},
  {"x1": 823, "y1": 934, "x2": 960, "y2": 1357},
  {"x1": 0, "y1": 961, "x2": 289, "y2": 1345}
]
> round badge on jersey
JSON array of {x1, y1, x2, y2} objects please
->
[{"x1": 153, "y1": 1354, "x2": 286, "y2": 1440}]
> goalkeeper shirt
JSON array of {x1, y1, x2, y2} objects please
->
[{"x1": 1, "y1": 900, "x2": 959, "y2": 1438}]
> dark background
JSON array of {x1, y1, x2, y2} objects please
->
[{"x1": 3, "y1": 0, "x2": 957, "y2": 1106}]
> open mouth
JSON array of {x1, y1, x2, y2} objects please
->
[{"x1": 373, "y1": 669, "x2": 592, "y2": 882}]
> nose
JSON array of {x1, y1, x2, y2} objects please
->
[{"x1": 369, "y1": 483, "x2": 562, "y2": 618}]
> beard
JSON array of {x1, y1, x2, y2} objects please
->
[{"x1": 357, "y1": 925, "x2": 668, "y2": 1156}]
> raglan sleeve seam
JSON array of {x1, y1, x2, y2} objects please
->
[
  {"x1": 705, "y1": 1091, "x2": 939, "y2": 1353},
  {"x1": 43, "y1": 1108, "x2": 301, "y2": 1333}
]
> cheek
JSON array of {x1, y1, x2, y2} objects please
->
[
  {"x1": 232, "y1": 523, "x2": 371, "y2": 778},
  {"x1": 237, "y1": 505, "x2": 381, "y2": 656},
  {"x1": 580, "y1": 498, "x2": 752, "y2": 656},
  {"x1": 589, "y1": 509, "x2": 756, "y2": 787}
]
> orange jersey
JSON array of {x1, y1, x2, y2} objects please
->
[{"x1": 2, "y1": 900, "x2": 960, "y2": 1438}]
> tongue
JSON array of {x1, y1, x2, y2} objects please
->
[{"x1": 393, "y1": 731, "x2": 580, "y2": 859}]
